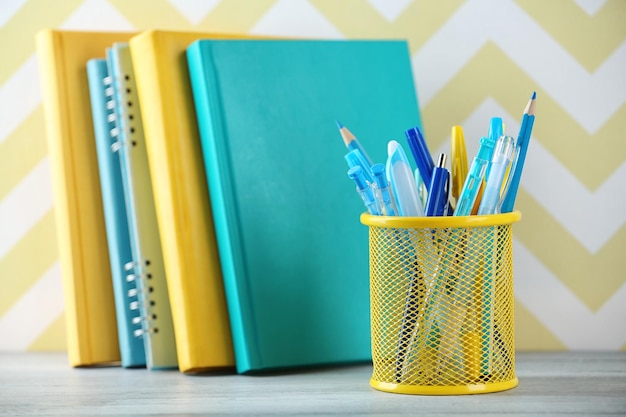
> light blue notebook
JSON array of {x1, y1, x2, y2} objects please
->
[
  {"x1": 187, "y1": 39, "x2": 423, "y2": 373},
  {"x1": 86, "y1": 58, "x2": 146, "y2": 368},
  {"x1": 106, "y1": 43, "x2": 178, "y2": 370}
]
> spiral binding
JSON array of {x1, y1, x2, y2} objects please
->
[
  {"x1": 126, "y1": 260, "x2": 159, "y2": 338},
  {"x1": 105, "y1": 72, "x2": 158, "y2": 338},
  {"x1": 103, "y1": 76, "x2": 122, "y2": 153}
]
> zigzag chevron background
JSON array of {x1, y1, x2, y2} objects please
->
[{"x1": 1, "y1": 0, "x2": 624, "y2": 351}]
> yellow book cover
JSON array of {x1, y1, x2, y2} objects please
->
[
  {"x1": 129, "y1": 30, "x2": 253, "y2": 372},
  {"x1": 36, "y1": 30, "x2": 134, "y2": 367}
]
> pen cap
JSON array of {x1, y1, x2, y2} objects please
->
[
  {"x1": 345, "y1": 149, "x2": 373, "y2": 184},
  {"x1": 348, "y1": 166, "x2": 379, "y2": 215},
  {"x1": 371, "y1": 163, "x2": 387, "y2": 189},
  {"x1": 347, "y1": 166, "x2": 368, "y2": 191},
  {"x1": 488, "y1": 118, "x2": 503, "y2": 142},
  {"x1": 485, "y1": 119, "x2": 502, "y2": 178},
  {"x1": 491, "y1": 135, "x2": 516, "y2": 162},
  {"x1": 451, "y1": 125, "x2": 468, "y2": 199},
  {"x1": 476, "y1": 136, "x2": 496, "y2": 161},
  {"x1": 387, "y1": 140, "x2": 424, "y2": 217}
]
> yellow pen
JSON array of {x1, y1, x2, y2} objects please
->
[{"x1": 450, "y1": 125, "x2": 468, "y2": 210}]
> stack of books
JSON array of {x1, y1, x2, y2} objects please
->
[{"x1": 36, "y1": 29, "x2": 422, "y2": 373}]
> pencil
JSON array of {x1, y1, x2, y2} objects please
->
[
  {"x1": 336, "y1": 120, "x2": 373, "y2": 166},
  {"x1": 499, "y1": 92, "x2": 536, "y2": 213}
]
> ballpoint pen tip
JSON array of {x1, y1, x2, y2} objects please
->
[
  {"x1": 531, "y1": 91, "x2": 536, "y2": 100},
  {"x1": 336, "y1": 120, "x2": 343, "y2": 129}
]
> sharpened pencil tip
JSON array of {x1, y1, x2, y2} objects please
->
[
  {"x1": 336, "y1": 120, "x2": 343, "y2": 130},
  {"x1": 531, "y1": 91, "x2": 536, "y2": 100}
]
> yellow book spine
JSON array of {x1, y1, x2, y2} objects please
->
[
  {"x1": 130, "y1": 30, "x2": 237, "y2": 372},
  {"x1": 36, "y1": 30, "x2": 129, "y2": 366}
]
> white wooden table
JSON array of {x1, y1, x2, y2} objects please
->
[{"x1": 1, "y1": 352, "x2": 625, "y2": 416}]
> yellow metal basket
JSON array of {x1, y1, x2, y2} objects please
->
[{"x1": 361, "y1": 211, "x2": 521, "y2": 395}]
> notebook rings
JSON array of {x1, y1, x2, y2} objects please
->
[{"x1": 126, "y1": 265, "x2": 158, "y2": 338}]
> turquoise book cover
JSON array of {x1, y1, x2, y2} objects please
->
[{"x1": 187, "y1": 39, "x2": 422, "y2": 373}]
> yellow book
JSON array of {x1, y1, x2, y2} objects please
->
[
  {"x1": 129, "y1": 30, "x2": 250, "y2": 372},
  {"x1": 35, "y1": 30, "x2": 134, "y2": 366}
]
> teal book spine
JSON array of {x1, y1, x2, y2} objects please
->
[
  {"x1": 106, "y1": 43, "x2": 178, "y2": 370},
  {"x1": 86, "y1": 59, "x2": 146, "y2": 368},
  {"x1": 186, "y1": 39, "x2": 423, "y2": 373}
]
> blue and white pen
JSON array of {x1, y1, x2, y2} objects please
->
[
  {"x1": 371, "y1": 163, "x2": 397, "y2": 216},
  {"x1": 347, "y1": 166, "x2": 379, "y2": 215},
  {"x1": 478, "y1": 135, "x2": 516, "y2": 215},
  {"x1": 454, "y1": 136, "x2": 495, "y2": 216},
  {"x1": 386, "y1": 140, "x2": 424, "y2": 217},
  {"x1": 424, "y1": 153, "x2": 450, "y2": 216}
]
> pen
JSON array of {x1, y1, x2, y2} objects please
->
[
  {"x1": 450, "y1": 126, "x2": 468, "y2": 210},
  {"x1": 404, "y1": 125, "x2": 434, "y2": 194},
  {"x1": 485, "y1": 118, "x2": 503, "y2": 179},
  {"x1": 424, "y1": 153, "x2": 450, "y2": 216},
  {"x1": 344, "y1": 148, "x2": 374, "y2": 184},
  {"x1": 406, "y1": 126, "x2": 454, "y2": 215},
  {"x1": 347, "y1": 166, "x2": 379, "y2": 215},
  {"x1": 386, "y1": 140, "x2": 424, "y2": 217},
  {"x1": 454, "y1": 136, "x2": 495, "y2": 216},
  {"x1": 476, "y1": 134, "x2": 516, "y2": 377},
  {"x1": 371, "y1": 163, "x2": 397, "y2": 216},
  {"x1": 468, "y1": 117, "x2": 502, "y2": 213},
  {"x1": 499, "y1": 92, "x2": 537, "y2": 213},
  {"x1": 336, "y1": 121, "x2": 373, "y2": 166},
  {"x1": 477, "y1": 135, "x2": 516, "y2": 215}
]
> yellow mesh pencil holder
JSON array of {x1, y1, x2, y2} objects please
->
[{"x1": 361, "y1": 211, "x2": 521, "y2": 395}]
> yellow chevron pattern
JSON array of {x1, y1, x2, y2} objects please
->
[{"x1": 1, "y1": 0, "x2": 624, "y2": 352}]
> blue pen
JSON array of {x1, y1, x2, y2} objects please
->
[
  {"x1": 485, "y1": 118, "x2": 503, "y2": 179},
  {"x1": 405, "y1": 126, "x2": 434, "y2": 191},
  {"x1": 424, "y1": 153, "x2": 450, "y2": 216},
  {"x1": 347, "y1": 166, "x2": 379, "y2": 215},
  {"x1": 386, "y1": 140, "x2": 424, "y2": 217},
  {"x1": 454, "y1": 136, "x2": 495, "y2": 216},
  {"x1": 406, "y1": 126, "x2": 453, "y2": 215},
  {"x1": 344, "y1": 148, "x2": 373, "y2": 184},
  {"x1": 371, "y1": 163, "x2": 397, "y2": 216},
  {"x1": 478, "y1": 135, "x2": 516, "y2": 215}
]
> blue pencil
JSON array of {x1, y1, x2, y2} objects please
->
[
  {"x1": 336, "y1": 120, "x2": 374, "y2": 166},
  {"x1": 499, "y1": 92, "x2": 536, "y2": 213}
]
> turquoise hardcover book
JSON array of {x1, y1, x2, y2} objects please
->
[
  {"x1": 106, "y1": 43, "x2": 178, "y2": 370},
  {"x1": 187, "y1": 39, "x2": 422, "y2": 373},
  {"x1": 86, "y1": 58, "x2": 146, "y2": 368}
]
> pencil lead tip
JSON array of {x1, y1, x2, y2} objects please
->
[
  {"x1": 531, "y1": 91, "x2": 536, "y2": 100},
  {"x1": 335, "y1": 120, "x2": 343, "y2": 129}
]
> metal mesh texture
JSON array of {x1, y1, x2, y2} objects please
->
[{"x1": 369, "y1": 223, "x2": 516, "y2": 390}]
